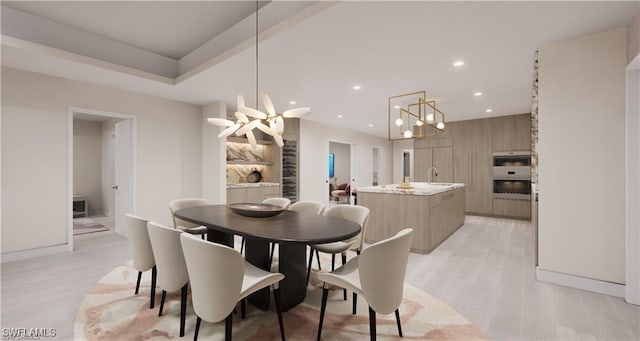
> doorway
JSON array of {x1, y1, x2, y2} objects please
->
[
  {"x1": 372, "y1": 147, "x2": 381, "y2": 186},
  {"x1": 67, "y1": 107, "x2": 136, "y2": 251},
  {"x1": 327, "y1": 140, "x2": 356, "y2": 205}
]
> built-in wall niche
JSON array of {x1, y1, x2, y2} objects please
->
[{"x1": 225, "y1": 136, "x2": 281, "y2": 184}]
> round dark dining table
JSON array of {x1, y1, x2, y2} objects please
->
[{"x1": 174, "y1": 204, "x2": 361, "y2": 311}]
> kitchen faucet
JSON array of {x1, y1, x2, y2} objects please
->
[{"x1": 427, "y1": 167, "x2": 438, "y2": 184}]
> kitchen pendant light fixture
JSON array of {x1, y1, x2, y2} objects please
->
[
  {"x1": 207, "y1": 1, "x2": 311, "y2": 148},
  {"x1": 388, "y1": 90, "x2": 445, "y2": 141}
]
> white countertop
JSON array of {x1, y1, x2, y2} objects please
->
[
  {"x1": 227, "y1": 182, "x2": 280, "y2": 189},
  {"x1": 357, "y1": 182, "x2": 465, "y2": 196}
]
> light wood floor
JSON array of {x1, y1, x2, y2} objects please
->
[{"x1": 2, "y1": 216, "x2": 638, "y2": 340}]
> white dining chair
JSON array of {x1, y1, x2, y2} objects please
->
[
  {"x1": 306, "y1": 205, "x2": 370, "y2": 298},
  {"x1": 316, "y1": 228, "x2": 414, "y2": 341},
  {"x1": 288, "y1": 201, "x2": 325, "y2": 273},
  {"x1": 169, "y1": 198, "x2": 209, "y2": 240},
  {"x1": 180, "y1": 233, "x2": 286, "y2": 341},
  {"x1": 147, "y1": 222, "x2": 190, "y2": 337},
  {"x1": 288, "y1": 200, "x2": 325, "y2": 215},
  {"x1": 124, "y1": 213, "x2": 157, "y2": 309}
]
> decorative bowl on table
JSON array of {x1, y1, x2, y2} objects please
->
[{"x1": 227, "y1": 203, "x2": 285, "y2": 218}]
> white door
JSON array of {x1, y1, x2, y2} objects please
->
[
  {"x1": 349, "y1": 143, "x2": 357, "y2": 203},
  {"x1": 105, "y1": 133, "x2": 116, "y2": 218},
  {"x1": 114, "y1": 119, "x2": 133, "y2": 236}
]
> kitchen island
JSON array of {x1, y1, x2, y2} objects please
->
[{"x1": 358, "y1": 182, "x2": 465, "y2": 254}]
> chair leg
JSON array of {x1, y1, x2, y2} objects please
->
[
  {"x1": 395, "y1": 309, "x2": 403, "y2": 337},
  {"x1": 158, "y1": 290, "x2": 167, "y2": 316},
  {"x1": 194, "y1": 316, "x2": 201, "y2": 341},
  {"x1": 331, "y1": 254, "x2": 335, "y2": 271},
  {"x1": 306, "y1": 247, "x2": 314, "y2": 286},
  {"x1": 352, "y1": 293, "x2": 357, "y2": 315},
  {"x1": 273, "y1": 286, "x2": 286, "y2": 341},
  {"x1": 241, "y1": 298, "x2": 246, "y2": 319},
  {"x1": 201, "y1": 233, "x2": 205, "y2": 240},
  {"x1": 317, "y1": 287, "x2": 329, "y2": 341},
  {"x1": 269, "y1": 243, "x2": 276, "y2": 268},
  {"x1": 240, "y1": 237, "x2": 245, "y2": 254},
  {"x1": 135, "y1": 271, "x2": 142, "y2": 295},
  {"x1": 150, "y1": 266, "x2": 157, "y2": 309},
  {"x1": 180, "y1": 284, "x2": 188, "y2": 337},
  {"x1": 342, "y1": 253, "x2": 347, "y2": 300},
  {"x1": 316, "y1": 250, "x2": 322, "y2": 270},
  {"x1": 369, "y1": 307, "x2": 377, "y2": 341},
  {"x1": 225, "y1": 313, "x2": 233, "y2": 341}
]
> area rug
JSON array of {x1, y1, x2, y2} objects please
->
[
  {"x1": 75, "y1": 260, "x2": 488, "y2": 340},
  {"x1": 73, "y1": 217, "x2": 110, "y2": 235}
]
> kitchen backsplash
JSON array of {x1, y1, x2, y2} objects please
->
[
  {"x1": 227, "y1": 142, "x2": 265, "y2": 162},
  {"x1": 227, "y1": 165, "x2": 267, "y2": 184}
]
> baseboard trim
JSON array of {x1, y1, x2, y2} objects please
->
[
  {"x1": 1, "y1": 244, "x2": 69, "y2": 263},
  {"x1": 536, "y1": 267, "x2": 625, "y2": 298}
]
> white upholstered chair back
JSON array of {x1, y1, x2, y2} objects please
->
[
  {"x1": 125, "y1": 213, "x2": 155, "y2": 272},
  {"x1": 180, "y1": 234, "x2": 244, "y2": 323},
  {"x1": 324, "y1": 205, "x2": 370, "y2": 251},
  {"x1": 169, "y1": 198, "x2": 209, "y2": 229},
  {"x1": 359, "y1": 228, "x2": 413, "y2": 315},
  {"x1": 262, "y1": 197, "x2": 291, "y2": 209},
  {"x1": 288, "y1": 201, "x2": 325, "y2": 215},
  {"x1": 147, "y1": 222, "x2": 189, "y2": 292}
]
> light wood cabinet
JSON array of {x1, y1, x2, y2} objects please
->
[
  {"x1": 452, "y1": 119, "x2": 493, "y2": 215},
  {"x1": 413, "y1": 147, "x2": 453, "y2": 183},
  {"x1": 493, "y1": 114, "x2": 531, "y2": 152},
  {"x1": 360, "y1": 187, "x2": 465, "y2": 254},
  {"x1": 492, "y1": 198, "x2": 531, "y2": 218}
]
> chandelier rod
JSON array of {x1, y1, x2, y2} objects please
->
[{"x1": 255, "y1": 0, "x2": 259, "y2": 110}]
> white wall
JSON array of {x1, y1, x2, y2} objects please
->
[
  {"x1": 1, "y1": 67, "x2": 203, "y2": 254},
  {"x1": 299, "y1": 119, "x2": 392, "y2": 203},
  {"x1": 538, "y1": 28, "x2": 627, "y2": 284},
  {"x1": 202, "y1": 101, "x2": 227, "y2": 205},
  {"x1": 73, "y1": 119, "x2": 103, "y2": 215},
  {"x1": 329, "y1": 141, "x2": 351, "y2": 186},
  {"x1": 626, "y1": 55, "x2": 640, "y2": 304}
]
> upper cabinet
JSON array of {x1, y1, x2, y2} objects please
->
[{"x1": 492, "y1": 114, "x2": 531, "y2": 151}]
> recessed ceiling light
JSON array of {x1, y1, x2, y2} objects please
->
[
  {"x1": 474, "y1": 91, "x2": 483, "y2": 97},
  {"x1": 368, "y1": 123, "x2": 373, "y2": 127},
  {"x1": 337, "y1": 114, "x2": 343, "y2": 118},
  {"x1": 393, "y1": 105, "x2": 401, "y2": 109},
  {"x1": 289, "y1": 101, "x2": 296, "y2": 105},
  {"x1": 353, "y1": 85, "x2": 361, "y2": 90},
  {"x1": 453, "y1": 60, "x2": 465, "y2": 67},
  {"x1": 485, "y1": 108, "x2": 493, "y2": 113}
]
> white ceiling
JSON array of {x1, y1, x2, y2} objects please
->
[{"x1": 1, "y1": 1, "x2": 637, "y2": 138}]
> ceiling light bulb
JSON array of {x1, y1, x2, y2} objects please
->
[
  {"x1": 337, "y1": 114, "x2": 343, "y2": 118},
  {"x1": 436, "y1": 122, "x2": 445, "y2": 130},
  {"x1": 289, "y1": 101, "x2": 296, "y2": 105},
  {"x1": 403, "y1": 130, "x2": 413, "y2": 138},
  {"x1": 394, "y1": 105, "x2": 401, "y2": 109},
  {"x1": 453, "y1": 60, "x2": 465, "y2": 67},
  {"x1": 395, "y1": 118, "x2": 403, "y2": 126},
  {"x1": 474, "y1": 92, "x2": 483, "y2": 97},
  {"x1": 368, "y1": 123, "x2": 373, "y2": 127},
  {"x1": 485, "y1": 108, "x2": 493, "y2": 113},
  {"x1": 416, "y1": 120, "x2": 424, "y2": 127},
  {"x1": 353, "y1": 85, "x2": 361, "y2": 90},
  {"x1": 426, "y1": 113, "x2": 434, "y2": 122}
]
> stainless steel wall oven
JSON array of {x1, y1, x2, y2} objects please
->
[{"x1": 493, "y1": 151, "x2": 531, "y2": 200}]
